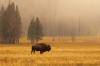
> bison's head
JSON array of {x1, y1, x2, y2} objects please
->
[{"x1": 47, "y1": 45, "x2": 51, "y2": 52}]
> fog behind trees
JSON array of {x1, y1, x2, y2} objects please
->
[{"x1": 1, "y1": 0, "x2": 100, "y2": 36}]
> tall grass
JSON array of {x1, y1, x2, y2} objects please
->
[
  {"x1": 0, "y1": 42, "x2": 100, "y2": 66},
  {"x1": 0, "y1": 36, "x2": 100, "y2": 66}
]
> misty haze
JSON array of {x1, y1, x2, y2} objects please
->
[
  {"x1": 1, "y1": 0, "x2": 100, "y2": 66},
  {"x1": 1, "y1": 0, "x2": 100, "y2": 36}
]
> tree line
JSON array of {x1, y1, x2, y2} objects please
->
[{"x1": 0, "y1": 2, "x2": 43, "y2": 44}]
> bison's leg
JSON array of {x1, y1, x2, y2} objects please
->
[
  {"x1": 31, "y1": 50, "x2": 33, "y2": 54},
  {"x1": 31, "y1": 49, "x2": 35, "y2": 54},
  {"x1": 33, "y1": 50, "x2": 35, "y2": 53},
  {"x1": 40, "y1": 51, "x2": 44, "y2": 54}
]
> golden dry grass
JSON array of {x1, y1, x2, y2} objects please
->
[{"x1": 0, "y1": 37, "x2": 100, "y2": 66}]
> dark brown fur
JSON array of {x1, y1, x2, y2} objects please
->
[{"x1": 31, "y1": 43, "x2": 51, "y2": 54}]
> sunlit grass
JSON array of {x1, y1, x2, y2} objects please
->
[{"x1": 0, "y1": 36, "x2": 100, "y2": 66}]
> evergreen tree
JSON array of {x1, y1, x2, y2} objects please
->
[
  {"x1": 28, "y1": 17, "x2": 43, "y2": 44},
  {"x1": 35, "y1": 17, "x2": 43, "y2": 43},
  {"x1": 28, "y1": 17, "x2": 35, "y2": 43},
  {"x1": 1, "y1": 2, "x2": 15, "y2": 43},
  {"x1": 15, "y1": 6, "x2": 22, "y2": 43},
  {"x1": 0, "y1": 6, "x2": 5, "y2": 42},
  {"x1": 1, "y1": 2, "x2": 22, "y2": 44}
]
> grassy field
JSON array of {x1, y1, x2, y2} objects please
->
[{"x1": 0, "y1": 37, "x2": 100, "y2": 66}]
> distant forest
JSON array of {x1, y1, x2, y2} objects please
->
[{"x1": 0, "y1": 2, "x2": 43, "y2": 44}]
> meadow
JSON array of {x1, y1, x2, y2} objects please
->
[{"x1": 0, "y1": 36, "x2": 100, "y2": 66}]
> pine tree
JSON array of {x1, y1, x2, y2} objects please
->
[
  {"x1": 15, "y1": 6, "x2": 22, "y2": 43},
  {"x1": 0, "y1": 6, "x2": 5, "y2": 42},
  {"x1": 1, "y1": 2, "x2": 22, "y2": 44},
  {"x1": 28, "y1": 17, "x2": 35, "y2": 43},
  {"x1": 28, "y1": 17, "x2": 43, "y2": 44},
  {"x1": 1, "y1": 4, "x2": 10, "y2": 43},
  {"x1": 35, "y1": 17, "x2": 43, "y2": 43}
]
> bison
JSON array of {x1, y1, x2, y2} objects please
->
[{"x1": 31, "y1": 43, "x2": 51, "y2": 54}]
